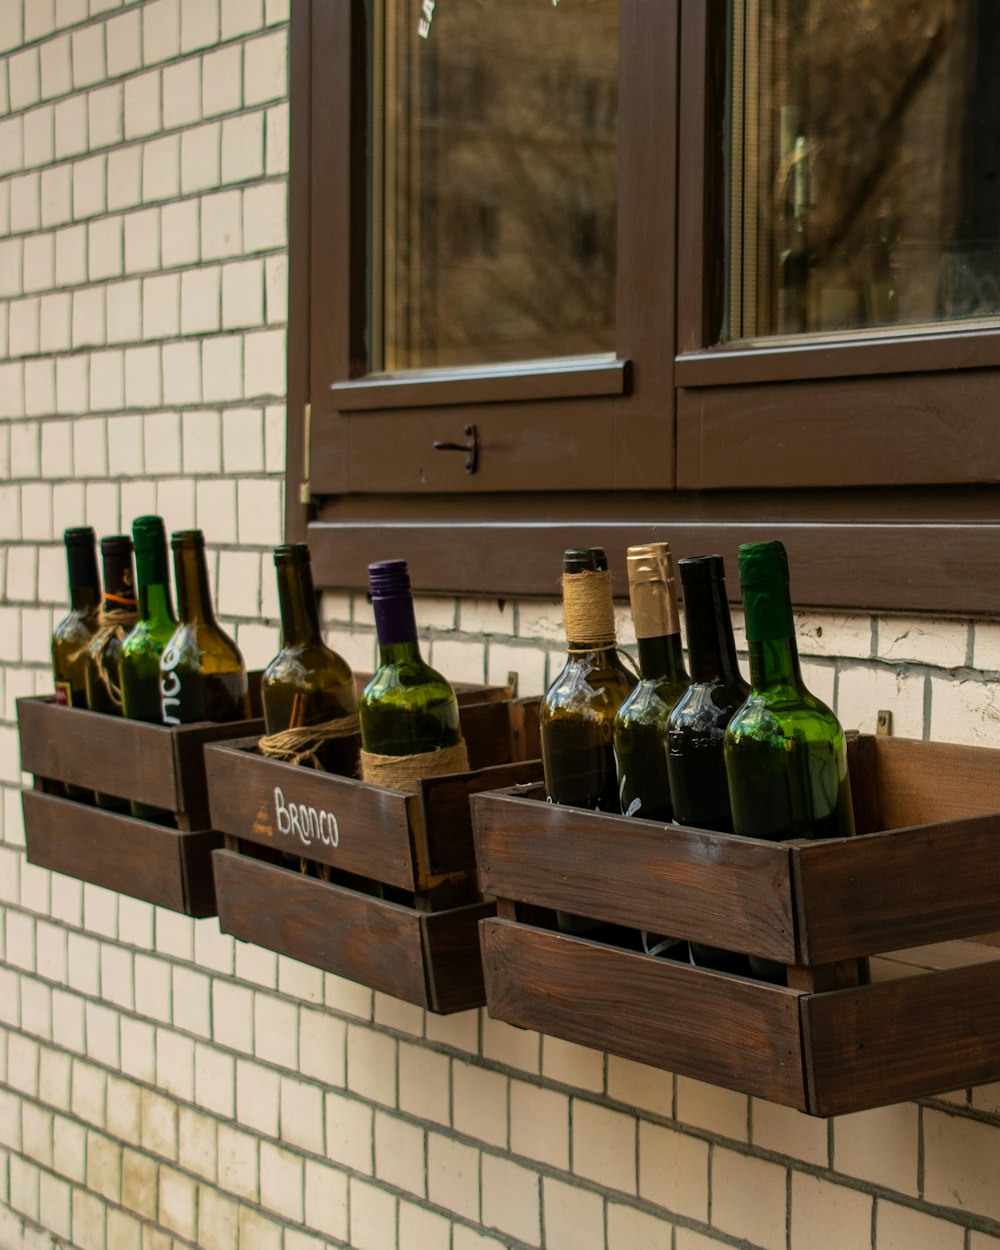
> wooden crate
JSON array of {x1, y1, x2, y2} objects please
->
[
  {"x1": 206, "y1": 695, "x2": 543, "y2": 1014},
  {"x1": 17, "y1": 691, "x2": 264, "y2": 918},
  {"x1": 472, "y1": 734, "x2": 1000, "y2": 1116}
]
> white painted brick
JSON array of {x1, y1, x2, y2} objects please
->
[
  {"x1": 10, "y1": 173, "x2": 41, "y2": 234},
  {"x1": 163, "y1": 57, "x2": 201, "y2": 131},
  {"x1": 253, "y1": 989, "x2": 297, "y2": 1067},
  {"x1": 373, "y1": 992, "x2": 423, "y2": 1037},
  {"x1": 124, "y1": 68, "x2": 160, "y2": 139},
  {"x1": 541, "y1": 1034, "x2": 603, "y2": 1093},
  {"x1": 540, "y1": 1177, "x2": 603, "y2": 1250},
  {"x1": 221, "y1": 110, "x2": 263, "y2": 184},
  {"x1": 181, "y1": 121, "x2": 221, "y2": 195},
  {"x1": 124, "y1": 343, "x2": 162, "y2": 407},
  {"x1": 790, "y1": 1174, "x2": 872, "y2": 1250},
  {"x1": 264, "y1": 252, "x2": 286, "y2": 323},
  {"x1": 99, "y1": 941, "x2": 134, "y2": 1010},
  {"x1": 836, "y1": 664, "x2": 924, "y2": 740},
  {"x1": 84, "y1": 882, "x2": 119, "y2": 938},
  {"x1": 53, "y1": 480, "x2": 87, "y2": 532},
  {"x1": 57, "y1": 0, "x2": 87, "y2": 30},
  {"x1": 89, "y1": 348, "x2": 123, "y2": 410},
  {"x1": 0, "y1": 239, "x2": 23, "y2": 297},
  {"x1": 134, "y1": 951, "x2": 172, "y2": 1022},
  {"x1": 482, "y1": 1013, "x2": 540, "y2": 1074},
  {"x1": 107, "y1": 8, "x2": 142, "y2": 78},
  {"x1": 173, "y1": 964, "x2": 211, "y2": 1036},
  {"x1": 120, "y1": 1017, "x2": 156, "y2": 1084},
  {"x1": 265, "y1": 101, "x2": 288, "y2": 176},
  {"x1": 24, "y1": 105, "x2": 56, "y2": 170},
  {"x1": 236, "y1": 620, "x2": 278, "y2": 667},
  {"x1": 9, "y1": 48, "x2": 41, "y2": 112},
  {"x1": 159, "y1": 1165, "x2": 198, "y2": 1240},
  {"x1": 156, "y1": 476, "x2": 196, "y2": 528},
  {"x1": 50, "y1": 872, "x2": 82, "y2": 927},
  {"x1": 53, "y1": 98, "x2": 89, "y2": 165},
  {"x1": 280, "y1": 1072, "x2": 324, "y2": 1152},
  {"x1": 0, "y1": 180, "x2": 8, "y2": 235},
  {"x1": 711, "y1": 1147, "x2": 787, "y2": 1250},
  {"x1": 217, "y1": 1121, "x2": 259, "y2": 1203},
  {"x1": 197, "y1": 1185, "x2": 241, "y2": 1250},
  {"x1": 9, "y1": 297, "x2": 40, "y2": 356},
  {"x1": 245, "y1": 29, "x2": 286, "y2": 106},
  {"x1": 41, "y1": 165, "x2": 72, "y2": 227},
  {"x1": 5, "y1": 546, "x2": 37, "y2": 600},
  {"x1": 878, "y1": 615, "x2": 968, "y2": 669},
  {"x1": 67, "y1": 930, "x2": 100, "y2": 995},
  {"x1": 194, "y1": 476, "x2": 236, "y2": 542},
  {"x1": 181, "y1": 406, "x2": 221, "y2": 470},
  {"x1": 120, "y1": 478, "x2": 157, "y2": 521},
  {"x1": 877, "y1": 1203, "x2": 965, "y2": 1250},
  {"x1": 178, "y1": 1105, "x2": 218, "y2": 1182},
  {"x1": 40, "y1": 34, "x2": 73, "y2": 101},
  {"x1": 202, "y1": 333, "x2": 242, "y2": 401},
  {"x1": 122, "y1": 1147, "x2": 158, "y2": 1221},
  {"x1": 220, "y1": 404, "x2": 263, "y2": 471},
  {"x1": 144, "y1": 0, "x2": 180, "y2": 65},
  {"x1": 141, "y1": 1086, "x2": 179, "y2": 1160},
  {"x1": 89, "y1": 214, "x2": 123, "y2": 280},
  {"x1": 243, "y1": 179, "x2": 285, "y2": 251},
  {"x1": 87, "y1": 1130, "x2": 122, "y2": 1202},
  {"x1": 71, "y1": 1058, "x2": 107, "y2": 1126},
  {"x1": 217, "y1": 548, "x2": 259, "y2": 615},
  {"x1": 181, "y1": 265, "x2": 221, "y2": 334},
  {"x1": 55, "y1": 224, "x2": 86, "y2": 288},
  {"x1": 88, "y1": 82, "x2": 123, "y2": 149},
  {"x1": 143, "y1": 271, "x2": 180, "y2": 339},
  {"x1": 23, "y1": 234, "x2": 54, "y2": 295},
  {"x1": 244, "y1": 325, "x2": 284, "y2": 396},
  {"x1": 8, "y1": 1033, "x2": 38, "y2": 1098},
  {"x1": 235, "y1": 1054, "x2": 279, "y2": 1136},
  {"x1": 0, "y1": 117, "x2": 24, "y2": 176},
  {"x1": 39, "y1": 1173, "x2": 72, "y2": 1241},
  {"x1": 162, "y1": 339, "x2": 202, "y2": 406},
  {"x1": 676, "y1": 1075, "x2": 748, "y2": 1142},
  {"x1": 73, "y1": 153, "x2": 107, "y2": 219},
  {"x1": 26, "y1": 0, "x2": 57, "y2": 43},
  {"x1": 124, "y1": 205, "x2": 160, "y2": 272},
  {"x1": 348, "y1": 1177, "x2": 397, "y2": 1250},
  {"x1": 143, "y1": 409, "x2": 181, "y2": 472},
  {"x1": 221, "y1": 0, "x2": 263, "y2": 39},
  {"x1": 72, "y1": 24, "x2": 108, "y2": 91},
  {"x1": 194, "y1": 1040, "x2": 234, "y2": 1120},
  {"x1": 10, "y1": 1155, "x2": 41, "y2": 1224},
  {"x1": 85, "y1": 998, "x2": 120, "y2": 1067},
  {"x1": 193, "y1": 919, "x2": 234, "y2": 974},
  {"x1": 52, "y1": 1113, "x2": 86, "y2": 1186},
  {"x1": 201, "y1": 188, "x2": 242, "y2": 257},
  {"x1": 480, "y1": 1154, "x2": 539, "y2": 1245},
  {"x1": 105, "y1": 1211, "x2": 141, "y2": 1250},
  {"x1": 157, "y1": 1027, "x2": 195, "y2": 1100},
  {"x1": 84, "y1": 479, "x2": 121, "y2": 535},
  {"x1": 234, "y1": 938, "x2": 277, "y2": 990},
  {"x1": 161, "y1": 198, "x2": 200, "y2": 267},
  {"x1": 258, "y1": 1140, "x2": 304, "y2": 1222},
  {"x1": 203, "y1": 44, "x2": 241, "y2": 117},
  {"x1": 221, "y1": 257, "x2": 263, "y2": 330},
  {"x1": 930, "y1": 676, "x2": 1000, "y2": 748},
  {"x1": 143, "y1": 133, "x2": 180, "y2": 202},
  {"x1": 106, "y1": 277, "x2": 141, "y2": 343},
  {"x1": 266, "y1": 0, "x2": 290, "y2": 23}
]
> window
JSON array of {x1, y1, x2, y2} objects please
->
[{"x1": 288, "y1": 0, "x2": 1000, "y2": 615}]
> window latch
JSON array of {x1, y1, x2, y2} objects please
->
[{"x1": 433, "y1": 424, "x2": 478, "y2": 474}]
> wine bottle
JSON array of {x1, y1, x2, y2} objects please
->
[
  {"x1": 666, "y1": 554, "x2": 750, "y2": 973},
  {"x1": 160, "y1": 530, "x2": 250, "y2": 725},
  {"x1": 261, "y1": 543, "x2": 359, "y2": 776},
  {"x1": 84, "y1": 534, "x2": 138, "y2": 810},
  {"x1": 540, "y1": 548, "x2": 636, "y2": 813},
  {"x1": 52, "y1": 526, "x2": 100, "y2": 710},
  {"x1": 120, "y1": 516, "x2": 178, "y2": 823},
  {"x1": 724, "y1": 540, "x2": 858, "y2": 983},
  {"x1": 359, "y1": 559, "x2": 467, "y2": 786},
  {"x1": 613, "y1": 542, "x2": 689, "y2": 822}
]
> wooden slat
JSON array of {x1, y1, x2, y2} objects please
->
[
  {"x1": 873, "y1": 736, "x2": 1000, "y2": 830},
  {"x1": 420, "y1": 902, "x2": 494, "y2": 1014},
  {"x1": 473, "y1": 788, "x2": 797, "y2": 962},
  {"x1": 22, "y1": 790, "x2": 219, "y2": 917},
  {"x1": 204, "y1": 741, "x2": 416, "y2": 890},
  {"x1": 482, "y1": 919, "x2": 805, "y2": 1108},
  {"x1": 213, "y1": 849, "x2": 430, "y2": 1006},
  {"x1": 792, "y1": 815, "x2": 1000, "y2": 963},
  {"x1": 802, "y1": 960, "x2": 1000, "y2": 1117}
]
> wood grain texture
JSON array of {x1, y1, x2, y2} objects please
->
[
  {"x1": 802, "y1": 959, "x2": 1000, "y2": 1116},
  {"x1": 22, "y1": 790, "x2": 219, "y2": 916},
  {"x1": 482, "y1": 918, "x2": 805, "y2": 1107},
  {"x1": 472, "y1": 787, "x2": 797, "y2": 961},
  {"x1": 213, "y1": 849, "x2": 486, "y2": 1010}
]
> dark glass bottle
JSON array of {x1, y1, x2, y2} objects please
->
[
  {"x1": 359, "y1": 559, "x2": 463, "y2": 760},
  {"x1": 52, "y1": 526, "x2": 100, "y2": 710},
  {"x1": 667, "y1": 554, "x2": 751, "y2": 973},
  {"x1": 725, "y1": 540, "x2": 859, "y2": 982},
  {"x1": 540, "y1": 548, "x2": 636, "y2": 813},
  {"x1": 160, "y1": 530, "x2": 250, "y2": 725},
  {"x1": 262, "y1": 544, "x2": 359, "y2": 775},
  {"x1": 120, "y1": 516, "x2": 179, "y2": 823},
  {"x1": 613, "y1": 542, "x2": 689, "y2": 822},
  {"x1": 84, "y1": 535, "x2": 138, "y2": 810}
]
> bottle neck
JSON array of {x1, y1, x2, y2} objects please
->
[
  {"x1": 67, "y1": 542, "x2": 100, "y2": 612},
  {"x1": 747, "y1": 636, "x2": 804, "y2": 692},
  {"x1": 563, "y1": 569, "x2": 616, "y2": 651},
  {"x1": 685, "y1": 577, "x2": 742, "y2": 684},
  {"x1": 175, "y1": 545, "x2": 217, "y2": 625},
  {"x1": 372, "y1": 591, "x2": 420, "y2": 660},
  {"x1": 636, "y1": 631, "x2": 687, "y2": 683},
  {"x1": 277, "y1": 560, "x2": 323, "y2": 648},
  {"x1": 135, "y1": 543, "x2": 176, "y2": 627},
  {"x1": 100, "y1": 550, "x2": 136, "y2": 613}
]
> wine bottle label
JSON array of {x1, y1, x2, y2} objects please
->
[
  {"x1": 160, "y1": 638, "x2": 206, "y2": 725},
  {"x1": 54, "y1": 681, "x2": 73, "y2": 707}
]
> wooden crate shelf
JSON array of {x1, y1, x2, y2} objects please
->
[
  {"x1": 206, "y1": 694, "x2": 542, "y2": 1014},
  {"x1": 471, "y1": 734, "x2": 1000, "y2": 1116},
  {"x1": 17, "y1": 690, "x2": 264, "y2": 918}
]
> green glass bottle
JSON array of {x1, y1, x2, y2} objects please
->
[
  {"x1": 84, "y1": 534, "x2": 138, "y2": 811},
  {"x1": 613, "y1": 542, "x2": 689, "y2": 822},
  {"x1": 262, "y1": 543, "x2": 359, "y2": 776},
  {"x1": 540, "y1": 548, "x2": 636, "y2": 813},
  {"x1": 52, "y1": 526, "x2": 100, "y2": 711},
  {"x1": 725, "y1": 540, "x2": 857, "y2": 982},
  {"x1": 159, "y1": 530, "x2": 250, "y2": 725},
  {"x1": 359, "y1": 559, "x2": 463, "y2": 762},
  {"x1": 120, "y1": 516, "x2": 179, "y2": 823},
  {"x1": 667, "y1": 554, "x2": 751, "y2": 974}
]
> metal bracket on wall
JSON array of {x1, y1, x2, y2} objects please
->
[
  {"x1": 433, "y1": 424, "x2": 479, "y2": 474},
  {"x1": 876, "y1": 709, "x2": 892, "y2": 736},
  {"x1": 299, "y1": 401, "x2": 312, "y2": 505}
]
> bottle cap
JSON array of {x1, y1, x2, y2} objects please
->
[
  {"x1": 738, "y1": 540, "x2": 789, "y2": 587},
  {"x1": 274, "y1": 543, "x2": 311, "y2": 567},
  {"x1": 678, "y1": 554, "x2": 726, "y2": 590},
  {"x1": 738, "y1": 541, "x2": 794, "y2": 643},
  {"x1": 368, "y1": 559, "x2": 411, "y2": 598},
  {"x1": 132, "y1": 515, "x2": 167, "y2": 554},
  {"x1": 171, "y1": 529, "x2": 205, "y2": 551},
  {"x1": 64, "y1": 526, "x2": 96, "y2": 548},
  {"x1": 100, "y1": 534, "x2": 133, "y2": 556},
  {"x1": 563, "y1": 548, "x2": 607, "y2": 574},
  {"x1": 626, "y1": 542, "x2": 680, "y2": 638}
]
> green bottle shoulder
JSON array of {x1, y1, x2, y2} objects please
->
[
  {"x1": 616, "y1": 674, "x2": 688, "y2": 727},
  {"x1": 726, "y1": 686, "x2": 845, "y2": 749},
  {"x1": 53, "y1": 609, "x2": 96, "y2": 648},
  {"x1": 542, "y1": 654, "x2": 635, "y2": 717},
  {"x1": 362, "y1": 658, "x2": 455, "y2": 708},
  {"x1": 264, "y1": 642, "x2": 356, "y2": 692},
  {"x1": 122, "y1": 618, "x2": 177, "y2": 660}
]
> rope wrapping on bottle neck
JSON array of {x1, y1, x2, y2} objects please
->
[
  {"x1": 88, "y1": 605, "x2": 139, "y2": 707},
  {"x1": 258, "y1": 713, "x2": 361, "y2": 770},
  {"x1": 359, "y1": 739, "x2": 470, "y2": 791}
]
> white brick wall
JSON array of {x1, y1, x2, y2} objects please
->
[{"x1": 4, "y1": 3, "x2": 1000, "y2": 1250}]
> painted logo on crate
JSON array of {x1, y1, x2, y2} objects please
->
[{"x1": 273, "y1": 787, "x2": 340, "y2": 850}]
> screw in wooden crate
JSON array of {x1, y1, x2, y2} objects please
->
[{"x1": 876, "y1": 709, "x2": 892, "y2": 736}]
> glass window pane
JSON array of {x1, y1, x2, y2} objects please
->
[
  {"x1": 369, "y1": 0, "x2": 618, "y2": 372},
  {"x1": 728, "y1": 0, "x2": 1000, "y2": 341}
]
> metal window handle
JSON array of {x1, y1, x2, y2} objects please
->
[{"x1": 433, "y1": 424, "x2": 478, "y2": 474}]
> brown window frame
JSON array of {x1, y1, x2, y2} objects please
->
[{"x1": 288, "y1": 0, "x2": 1000, "y2": 616}]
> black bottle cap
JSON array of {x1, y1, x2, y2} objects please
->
[
  {"x1": 64, "y1": 526, "x2": 96, "y2": 548},
  {"x1": 563, "y1": 547, "x2": 608, "y2": 574},
  {"x1": 171, "y1": 529, "x2": 206, "y2": 550},
  {"x1": 678, "y1": 554, "x2": 727, "y2": 589},
  {"x1": 274, "y1": 543, "x2": 311, "y2": 567}
]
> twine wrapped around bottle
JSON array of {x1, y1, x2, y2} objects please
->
[
  {"x1": 88, "y1": 604, "x2": 139, "y2": 707},
  {"x1": 359, "y1": 739, "x2": 470, "y2": 791},
  {"x1": 562, "y1": 569, "x2": 616, "y2": 652},
  {"x1": 258, "y1": 712, "x2": 361, "y2": 770}
]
